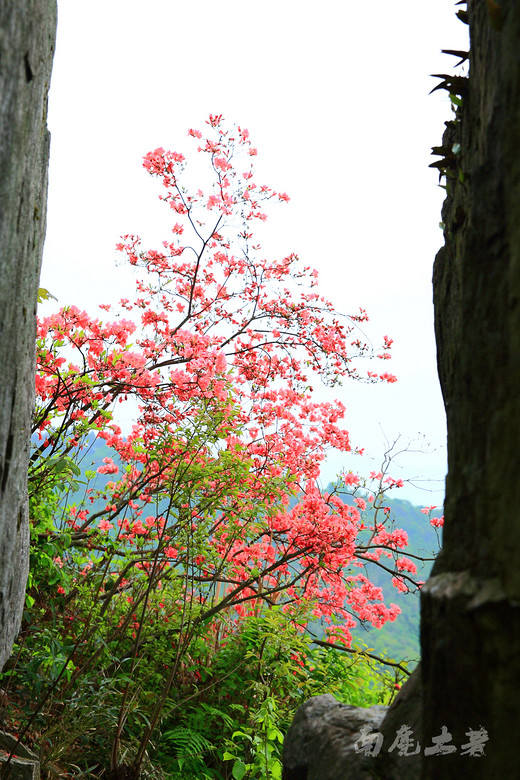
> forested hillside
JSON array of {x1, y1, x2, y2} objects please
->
[{"x1": 349, "y1": 497, "x2": 440, "y2": 663}]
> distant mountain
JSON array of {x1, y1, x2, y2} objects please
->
[{"x1": 346, "y1": 496, "x2": 442, "y2": 667}]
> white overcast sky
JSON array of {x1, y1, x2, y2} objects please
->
[{"x1": 41, "y1": 0, "x2": 468, "y2": 506}]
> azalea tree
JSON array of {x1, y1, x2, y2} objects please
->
[{"x1": 9, "y1": 115, "x2": 432, "y2": 778}]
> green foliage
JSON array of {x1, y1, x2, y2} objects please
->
[
  {"x1": 26, "y1": 453, "x2": 80, "y2": 607},
  {"x1": 0, "y1": 436, "x2": 428, "y2": 778},
  {"x1": 37, "y1": 287, "x2": 57, "y2": 304},
  {"x1": 157, "y1": 726, "x2": 216, "y2": 775},
  {"x1": 223, "y1": 695, "x2": 284, "y2": 780},
  {"x1": 1, "y1": 453, "x2": 421, "y2": 777},
  {"x1": 145, "y1": 611, "x2": 393, "y2": 780}
]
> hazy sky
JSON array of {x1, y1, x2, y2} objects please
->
[{"x1": 41, "y1": 0, "x2": 468, "y2": 505}]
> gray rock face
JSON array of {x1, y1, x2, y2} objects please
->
[
  {"x1": 0, "y1": 0, "x2": 57, "y2": 670},
  {"x1": 0, "y1": 755, "x2": 40, "y2": 780},
  {"x1": 282, "y1": 695, "x2": 388, "y2": 780},
  {"x1": 282, "y1": 669, "x2": 422, "y2": 780},
  {"x1": 0, "y1": 730, "x2": 40, "y2": 779}
]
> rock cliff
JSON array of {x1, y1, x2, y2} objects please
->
[{"x1": 0, "y1": 0, "x2": 57, "y2": 670}]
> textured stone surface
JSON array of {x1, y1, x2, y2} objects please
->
[
  {"x1": 0, "y1": 755, "x2": 40, "y2": 780},
  {"x1": 374, "y1": 665, "x2": 421, "y2": 780},
  {"x1": 282, "y1": 694, "x2": 388, "y2": 780},
  {"x1": 0, "y1": 1, "x2": 57, "y2": 670},
  {"x1": 422, "y1": 0, "x2": 520, "y2": 776},
  {"x1": 0, "y1": 731, "x2": 40, "y2": 779},
  {"x1": 282, "y1": 671, "x2": 422, "y2": 780},
  {"x1": 0, "y1": 731, "x2": 38, "y2": 762}
]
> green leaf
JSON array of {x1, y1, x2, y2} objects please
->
[
  {"x1": 232, "y1": 760, "x2": 247, "y2": 780},
  {"x1": 449, "y1": 92, "x2": 463, "y2": 108},
  {"x1": 232, "y1": 730, "x2": 252, "y2": 741},
  {"x1": 37, "y1": 287, "x2": 57, "y2": 303}
]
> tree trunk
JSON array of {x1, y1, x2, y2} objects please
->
[{"x1": 0, "y1": 0, "x2": 57, "y2": 670}]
